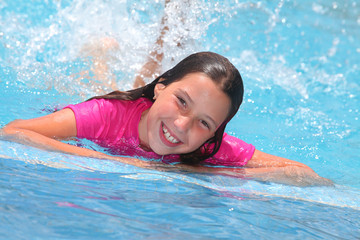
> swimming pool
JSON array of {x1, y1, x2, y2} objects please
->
[{"x1": 1, "y1": 0, "x2": 359, "y2": 239}]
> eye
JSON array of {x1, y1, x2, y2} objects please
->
[
  {"x1": 176, "y1": 96, "x2": 187, "y2": 108},
  {"x1": 200, "y1": 120, "x2": 210, "y2": 129}
]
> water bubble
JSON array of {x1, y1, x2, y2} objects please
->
[
  {"x1": 332, "y1": 2, "x2": 338, "y2": 9},
  {"x1": 312, "y1": 3, "x2": 326, "y2": 14}
]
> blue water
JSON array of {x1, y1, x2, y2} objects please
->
[{"x1": 1, "y1": 0, "x2": 360, "y2": 239}]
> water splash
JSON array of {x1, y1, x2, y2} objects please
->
[{"x1": 1, "y1": 0, "x2": 220, "y2": 99}]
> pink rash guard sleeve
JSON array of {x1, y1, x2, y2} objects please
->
[
  {"x1": 203, "y1": 133, "x2": 255, "y2": 167},
  {"x1": 64, "y1": 98, "x2": 150, "y2": 146}
]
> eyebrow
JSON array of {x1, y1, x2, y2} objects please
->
[
  {"x1": 180, "y1": 89, "x2": 218, "y2": 128},
  {"x1": 181, "y1": 89, "x2": 193, "y2": 104}
]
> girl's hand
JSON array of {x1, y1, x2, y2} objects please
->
[
  {"x1": 280, "y1": 166, "x2": 333, "y2": 187},
  {"x1": 256, "y1": 166, "x2": 334, "y2": 187},
  {"x1": 214, "y1": 166, "x2": 333, "y2": 187},
  {"x1": 239, "y1": 149, "x2": 333, "y2": 186}
]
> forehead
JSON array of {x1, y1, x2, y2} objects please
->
[
  {"x1": 169, "y1": 72, "x2": 217, "y2": 88},
  {"x1": 168, "y1": 73, "x2": 231, "y2": 125},
  {"x1": 173, "y1": 73, "x2": 219, "y2": 93}
]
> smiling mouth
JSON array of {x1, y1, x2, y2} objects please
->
[{"x1": 162, "y1": 123, "x2": 180, "y2": 144}]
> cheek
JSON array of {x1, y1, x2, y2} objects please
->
[
  {"x1": 189, "y1": 127, "x2": 214, "y2": 146},
  {"x1": 145, "y1": 109, "x2": 159, "y2": 137},
  {"x1": 146, "y1": 103, "x2": 173, "y2": 133},
  {"x1": 153, "y1": 100, "x2": 179, "y2": 121}
]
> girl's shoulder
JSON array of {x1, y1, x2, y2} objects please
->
[
  {"x1": 82, "y1": 97, "x2": 153, "y2": 112},
  {"x1": 65, "y1": 97, "x2": 152, "y2": 140}
]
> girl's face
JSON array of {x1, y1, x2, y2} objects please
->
[{"x1": 138, "y1": 73, "x2": 231, "y2": 155}]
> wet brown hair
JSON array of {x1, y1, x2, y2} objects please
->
[{"x1": 89, "y1": 52, "x2": 244, "y2": 165}]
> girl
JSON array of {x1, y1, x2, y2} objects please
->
[{"x1": 1, "y1": 51, "x2": 332, "y2": 187}]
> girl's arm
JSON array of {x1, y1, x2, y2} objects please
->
[
  {"x1": 1, "y1": 111, "x2": 332, "y2": 186},
  {"x1": 246, "y1": 149, "x2": 313, "y2": 169},
  {"x1": 237, "y1": 149, "x2": 333, "y2": 186},
  {"x1": 133, "y1": 26, "x2": 167, "y2": 89},
  {"x1": 168, "y1": 149, "x2": 333, "y2": 187},
  {"x1": 133, "y1": 0, "x2": 172, "y2": 89},
  {"x1": 173, "y1": 160, "x2": 333, "y2": 187},
  {"x1": 1, "y1": 109, "x2": 153, "y2": 168}
]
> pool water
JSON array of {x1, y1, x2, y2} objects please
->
[{"x1": 1, "y1": 0, "x2": 360, "y2": 239}]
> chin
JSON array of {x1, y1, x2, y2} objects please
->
[
  {"x1": 149, "y1": 144, "x2": 170, "y2": 156},
  {"x1": 150, "y1": 145, "x2": 180, "y2": 156}
]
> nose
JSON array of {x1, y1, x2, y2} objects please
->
[{"x1": 174, "y1": 115, "x2": 192, "y2": 132}]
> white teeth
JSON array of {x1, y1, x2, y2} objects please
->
[{"x1": 162, "y1": 125, "x2": 180, "y2": 144}]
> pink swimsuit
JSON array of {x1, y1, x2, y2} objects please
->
[{"x1": 66, "y1": 98, "x2": 255, "y2": 166}]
